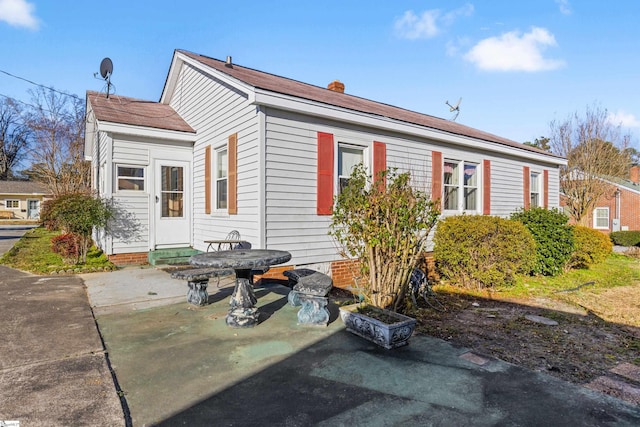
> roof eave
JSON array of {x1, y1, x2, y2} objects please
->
[
  {"x1": 253, "y1": 89, "x2": 567, "y2": 166},
  {"x1": 96, "y1": 120, "x2": 197, "y2": 142}
]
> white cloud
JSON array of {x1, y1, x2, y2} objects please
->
[
  {"x1": 555, "y1": 0, "x2": 572, "y2": 15},
  {"x1": 394, "y1": 4, "x2": 474, "y2": 40},
  {"x1": 607, "y1": 111, "x2": 640, "y2": 128},
  {"x1": 442, "y1": 3, "x2": 474, "y2": 25},
  {"x1": 463, "y1": 27, "x2": 565, "y2": 72},
  {"x1": 0, "y1": 0, "x2": 39, "y2": 30}
]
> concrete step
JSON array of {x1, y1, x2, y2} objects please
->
[{"x1": 148, "y1": 248, "x2": 201, "y2": 266}]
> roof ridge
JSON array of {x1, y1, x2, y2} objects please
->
[{"x1": 177, "y1": 50, "x2": 562, "y2": 159}]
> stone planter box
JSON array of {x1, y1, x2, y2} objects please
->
[{"x1": 339, "y1": 303, "x2": 417, "y2": 349}]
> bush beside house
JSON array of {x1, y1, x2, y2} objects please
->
[
  {"x1": 433, "y1": 215, "x2": 536, "y2": 289},
  {"x1": 511, "y1": 207, "x2": 574, "y2": 277}
]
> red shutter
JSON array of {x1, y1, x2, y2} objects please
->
[
  {"x1": 204, "y1": 145, "x2": 211, "y2": 214},
  {"x1": 483, "y1": 159, "x2": 491, "y2": 215},
  {"x1": 373, "y1": 141, "x2": 387, "y2": 190},
  {"x1": 431, "y1": 151, "x2": 442, "y2": 208},
  {"x1": 317, "y1": 132, "x2": 334, "y2": 215},
  {"x1": 523, "y1": 166, "x2": 530, "y2": 209},
  {"x1": 228, "y1": 133, "x2": 238, "y2": 215},
  {"x1": 543, "y1": 169, "x2": 549, "y2": 208}
]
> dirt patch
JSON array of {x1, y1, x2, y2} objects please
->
[{"x1": 413, "y1": 287, "x2": 640, "y2": 387}]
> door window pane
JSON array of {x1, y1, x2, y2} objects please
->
[{"x1": 161, "y1": 166, "x2": 183, "y2": 217}]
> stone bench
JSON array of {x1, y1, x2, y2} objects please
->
[
  {"x1": 286, "y1": 270, "x2": 333, "y2": 326},
  {"x1": 171, "y1": 267, "x2": 234, "y2": 306},
  {"x1": 283, "y1": 268, "x2": 318, "y2": 288},
  {"x1": 171, "y1": 266, "x2": 270, "y2": 306}
]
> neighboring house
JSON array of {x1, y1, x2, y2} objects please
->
[
  {"x1": 85, "y1": 49, "x2": 566, "y2": 284},
  {"x1": 561, "y1": 165, "x2": 640, "y2": 233},
  {"x1": 0, "y1": 180, "x2": 50, "y2": 220}
]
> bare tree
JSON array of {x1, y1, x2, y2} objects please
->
[
  {"x1": 26, "y1": 88, "x2": 90, "y2": 196},
  {"x1": 550, "y1": 105, "x2": 631, "y2": 225},
  {"x1": 0, "y1": 98, "x2": 30, "y2": 180}
]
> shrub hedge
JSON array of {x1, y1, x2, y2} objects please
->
[
  {"x1": 567, "y1": 226, "x2": 612, "y2": 269},
  {"x1": 433, "y1": 215, "x2": 536, "y2": 289},
  {"x1": 609, "y1": 230, "x2": 640, "y2": 247},
  {"x1": 510, "y1": 207, "x2": 574, "y2": 276}
]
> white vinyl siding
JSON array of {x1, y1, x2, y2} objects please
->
[{"x1": 169, "y1": 62, "x2": 260, "y2": 249}]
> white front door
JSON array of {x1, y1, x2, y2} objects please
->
[
  {"x1": 27, "y1": 199, "x2": 40, "y2": 219},
  {"x1": 155, "y1": 161, "x2": 190, "y2": 248}
]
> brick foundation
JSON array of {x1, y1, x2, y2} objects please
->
[
  {"x1": 108, "y1": 252, "x2": 149, "y2": 266},
  {"x1": 330, "y1": 259, "x2": 362, "y2": 288},
  {"x1": 254, "y1": 265, "x2": 293, "y2": 282},
  {"x1": 329, "y1": 253, "x2": 438, "y2": 288}
]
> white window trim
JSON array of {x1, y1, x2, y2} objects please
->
[
  {"x1": 335, "y1": 141, "x2": 369, "y2": 195},
  {"x1": 443, "y1": 158, "x2": 481, "y2": 214},
  {"x1": 5, "y1": 199, "x2": 19, "y2": 209},
  {"x1": 593, "y1": 207, "x2": 610, "y2": 230},
  {"x1": 530, "y1": 171, "x2": 541, "y2": 208},
  {"x1": 115, "y1": 164, "x2": 145, "y2": 192},
  {"x1": 214, "y1": 144, "x2": 228, "y2": 212}
]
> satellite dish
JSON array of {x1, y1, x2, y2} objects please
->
[
  {"x1": 445, "y1": 97, "x2": 462, "y2": 121},
  {"x1": 100, "y1": 58, "x2": 113, "y2": 79},
  {"x1": 97, "y1": 57, "x2": 114, "y2": 98}
]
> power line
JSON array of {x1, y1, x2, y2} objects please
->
[{"x1": 0, "y1": 68, "x2": 82, "y2": 101}]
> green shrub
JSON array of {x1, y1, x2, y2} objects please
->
[
  {"x1": 567, "y1": 226, "x2": 612, "y2": 269},
  {"x1": 511, "y1": 207, "x2": 574, "y2": 276},
  {"x1": 609, "y1": 230, "x2": 640, "y2": 247},
  {"x1": 43, "y1": 193, "x2": 113, "y2": 263},
  {"x1": 433, "y1": 215, "x2": 536, "y2": 289},
  {"x1": 39, "y1": 199, "x2": 58, "y2": 230}
]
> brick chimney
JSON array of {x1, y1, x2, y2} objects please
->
[
  {"x1": 327, "y1": 80, "x2": 345, "y2": 93},
  {"x1": 631, "y1": 165, "x2": 640, "y2": 184}
]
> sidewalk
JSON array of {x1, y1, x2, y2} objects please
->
[
  {"x1": 83, "y1": 267, "x2": 640, "y2": 426},
  {"x1": 0, "y1": 266, "x2": 123, "y2": 426}
]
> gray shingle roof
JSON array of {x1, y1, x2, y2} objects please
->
[{"x1": 0, "y1": 180, "x2": 49, "y2": 195}]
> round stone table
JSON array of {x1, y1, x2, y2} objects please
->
[{"x1": 190, "y1": 249, "x2": 291, "y2": 327}]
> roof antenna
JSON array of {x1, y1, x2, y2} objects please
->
[
  {"x1": 96, "y1": 57, "x2": 113, "y2": 98},
  {"x1": 445, "y1": 97, "x2": 462, "y2": 121}
]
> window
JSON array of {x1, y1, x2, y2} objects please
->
[
  {"x1": 216, "y1": 147, "x2": 228, "y2": 209},
  {"x1": 338, "y1": 144, "x2": 364, "y2": 192},
  {"x1": 594, "y1": 207, "x2": 609, "y2": 229},
  {"x1": 443, "y1": 160, "x2": 478, "y2": 211},
  {"x1": 160, "y1": 166, "x2": 184, "y2": 217},
  {"x1": 530, "y1": 172, "x2": 540, "y2": 208},
  {"x1": 5, "y1": 200, "x2": 19, "y2": 209},
  {"x1": 116, "y1": 166, "x2": 144, "y2": 191}
]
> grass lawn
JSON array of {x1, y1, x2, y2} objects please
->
[{"x1": 0, "y1": 227, "x2": 115, "y2": 274}]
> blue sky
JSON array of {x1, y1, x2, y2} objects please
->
[{"x1": 1, "y1": 0, "x2": 639, "y2": 147}]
